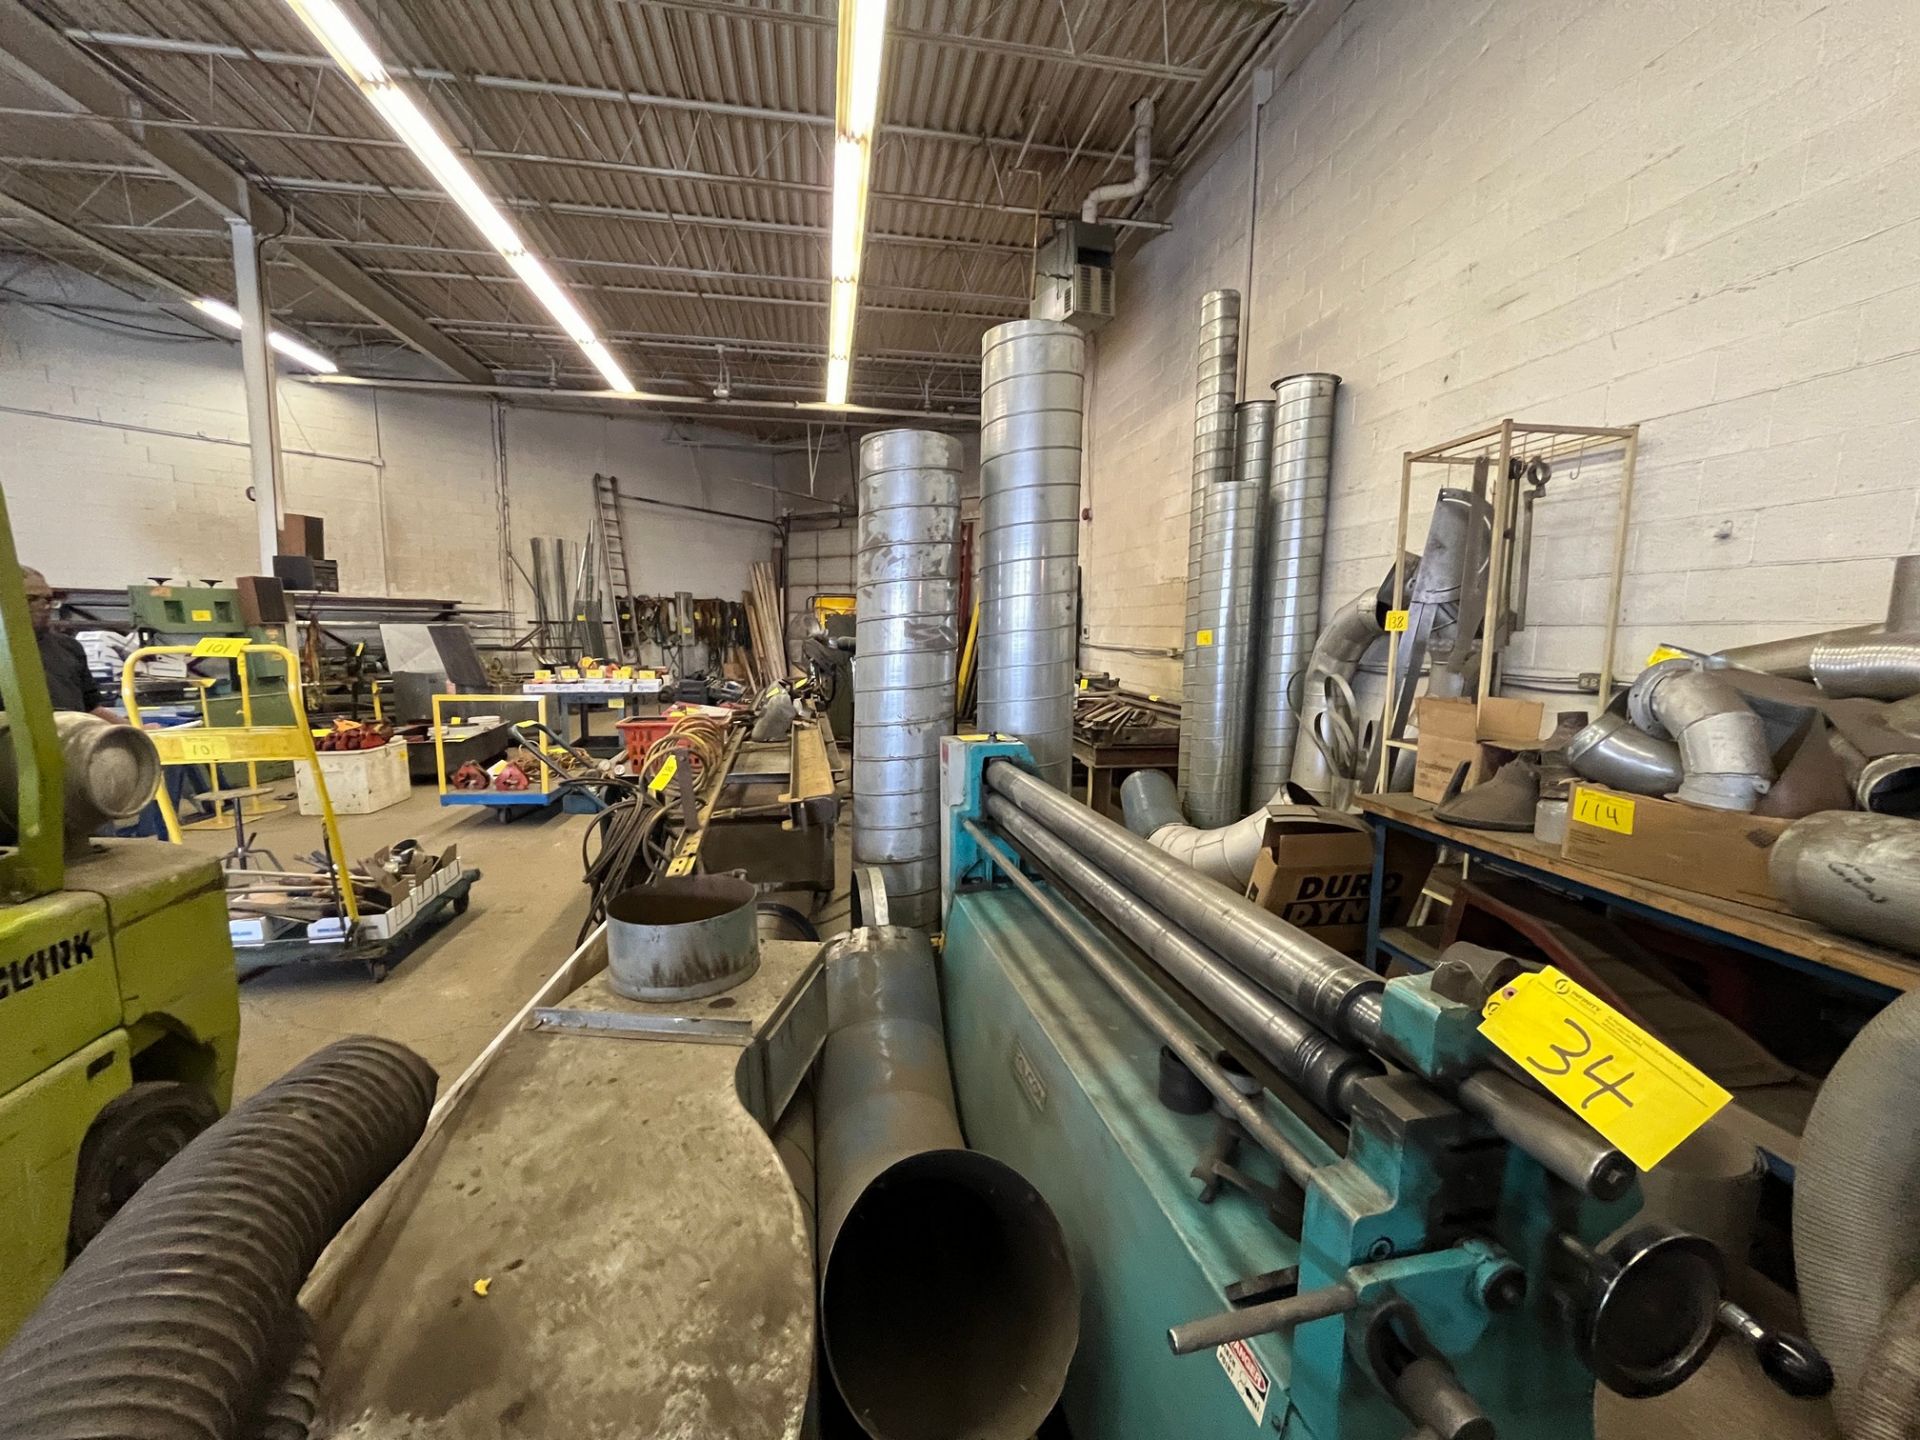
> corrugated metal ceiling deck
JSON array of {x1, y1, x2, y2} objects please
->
[{"x1": 0, "y1": 0, "x2": 1290, "y2": 421}]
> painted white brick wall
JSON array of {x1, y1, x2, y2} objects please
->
[
  {"x1": 0, "y1": 292, "x2": 779, "y2": 624},
  {"x1": 1085, "y1": 0, "x2": 1920, "y2": 696}
]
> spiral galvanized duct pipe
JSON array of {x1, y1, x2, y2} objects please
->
[
  {"x1": 1249, "y1": 373, "x2": 1340, "y2": 805},
  {"x1": 1179, "y1": 291, "x2": 1243, "y2": 813},
  {"x1": 1183, "y1": 400, "x2": 1272, "y2": 827},
  {"x1": 0, "y1": 1037, "x2": 437, "y2": 1440},
  {"x1": 977, "y1": 320, "x2": 1085, "y2": 790},
  {"x1": 816, "y1": 927, "x2": 1077, "y2": 1440},
  {"x1": 852, "y1": 429, "x2": 962, "y2": 929}
]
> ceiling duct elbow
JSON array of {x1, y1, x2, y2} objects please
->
[{"x1": 1081, "y1": 97, "x2": 1155, "y2": 223}]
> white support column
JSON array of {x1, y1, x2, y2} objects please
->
[{"x1": 229, "y1": 217, "x2": 285, "y2": 573}]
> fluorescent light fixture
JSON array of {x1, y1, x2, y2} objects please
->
[
  {"x1": 825, "y1": 0, "x2": 891, "y2": 405},
  {"x1": 192, "y1": 297, "x2": 338, "y2": 374},
  {"x1": 282, "y1": 0, "x2": 633, "y2": 392}
]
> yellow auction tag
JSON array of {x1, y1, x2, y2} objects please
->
[
  {"x1": 1571, "y1": 787, "x2": 1635, "y2": 835},
  {"x1": 1480, "y1": 968, "x2": 1730, "y2": 1170},
  {"x1": 606, "y1": 700, "x2": 624, "y2": 710},
  {"x1": 1384, "y1": 609, "x2": 1410, "y2": 633},
  {"x1": 1646, "y1": 645, "x2": 1687, "y2": 666},
  {"x1": 189, "y1": 608, "x2": 214, "y2": 623},
  {"x1": 190, "y1": 635, "x2": 250, "y2": 659},
  {"x1": 533, "y1": 669, "x2": 552, "y2": 682},
  {"x1": 615, "y1": 666, "x2": 634, "y2": 679},
  {"x1": 559, "y1": 667, "x2": 580, "y2": 680},
  {"x1": 1195, "y1": 629, "x2": 1214, "y2": 647},
  {"x1": 1078, "y1": 677, "x2": 1088, "y2": 690},
  {"x1": 648, "y1": 754, "x2": 679, "y2": 793}
]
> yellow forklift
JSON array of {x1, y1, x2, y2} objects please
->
[{"x1": 0, "y1": 491, "x2": 240, "y2": 1340}]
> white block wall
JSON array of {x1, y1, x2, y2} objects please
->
[
  {"x1": 1085, "y1": 0, "x2": 1920, "y2": 697},
  {"x1": 0, "y1": 284, "x2": 781, "y2": 625}
]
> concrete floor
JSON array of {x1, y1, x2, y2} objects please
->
[{"x1": 191, "y1": 778, "x2": 1832, "y2": 1438}]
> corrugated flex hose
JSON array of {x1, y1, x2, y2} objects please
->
[
  {"x1": 0, "y1": 1036, "x2": 438, "y2": 1440},
  {"x1": 1794, "y1": 990, "x2": 1920, "y2": 1434}
]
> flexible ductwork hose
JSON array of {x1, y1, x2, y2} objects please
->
[
  {"x1": 1852, "y1": 1280, "x2": 1920, "y2": 1440},
  {"x1": 1793, "y1": 989, "x2": 1920, "y2": 1430},
  {"x1": 0, "y1": 1036, "x2": 438, "y2": 1440}
]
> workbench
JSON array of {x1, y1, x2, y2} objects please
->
[
  {"x1": 1358, "y1": 792, "x2": 1919, "y2": 1001},
  {"x1": 1070, "y1": 736, "x2": 1178, "y2": 820},
  {"x1": 522, "y1": 679, "x2": 667, "y2": 746}
]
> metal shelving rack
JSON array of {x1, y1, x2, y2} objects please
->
[{"x1": 1377, "y1": 418, "x2": 1641, "y2": 790}]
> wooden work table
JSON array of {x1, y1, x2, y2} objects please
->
[{"x1": 1358, "y1": 791, "x2": 1920, "y2": 998}]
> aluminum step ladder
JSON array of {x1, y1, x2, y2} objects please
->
[{"x1": 592, "y1": 472, "x2": 642, "y2": 662}]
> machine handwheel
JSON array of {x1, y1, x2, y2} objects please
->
[{"x1": 68, "y1": 1081, "x2": 220, "y2": 1256}]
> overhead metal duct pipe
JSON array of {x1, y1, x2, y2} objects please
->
[
  {"x1": 1810, "y1": 632, "x2": 1920, "y2": 701},
  {"x1": 1628, "y1": 660, "x2": 1773, "y2": 811},
  {"x1": 1180, "y1": 291, "x2": 1242, "y2": 812},
  {"x1": 816, "y1": 928, "x2": 1078, "y2": 1440},
  {"x1": 977, "y1": 320, "x2": 1085, "y2": 789},
  {"x1": 852, "y1": 429, "x2": 962, "y2": 929},
  {"x1": 988, "y1": 797, "x2": 1376, "y2": 1121},
  {"x1": 1080, "y1": 96, "x2": 1154, "y2": 223},
  {"x1": 1249, "y1": 372, "x2": 1340, "y2": 803},
  {"x1": 1184, "y1": 399, "x2": 1272, "y2": 826}
]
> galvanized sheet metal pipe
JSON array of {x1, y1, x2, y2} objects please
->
[
  {"x1": 1811, "y1": 632, "x2": 1920, "y2": 702},
  {"x1": 1291, "y1": 585, "x2": 1387, "y2": 801},
  {"x1": 1769, "y1": 810, "x2": 1920, "y2": 951},
  {"x1": 1180, "y1": 290, "x2": 1242, "y2": 814},
  {"x1": 963, "y1": 820, "x2": 1329, "y2": 1191},
  {"x1": 1183, "y1": 399, "x2": 1271, "y2": 827},
  {"x1": 1566, "y1": 710, "x2": 1684, "y2": 797},
  {"x1": 986, "y1": 799, "x2": 1375, "y2": 1122},
  {"x1": 977, "y1": 320, "x2": 1085, "y2": 789},
  {"x1": 853, "y1": 429, "x2": 962, "y2": 928},
  {"x1": 816, "y1": 927, "x2": 1077, "y2": 1440},
  {"x1": 1628, "y1": 660, "x2": 1774, "y2": 811},
  {"x1": 1120, "y1": 766, "x2": 1186, "y2": 838},
  {"x1": 1250, "y1": 373, "x2": 1340, "y2": 804},
  {"x1": 1887, "y1": 554, "x2": 1920, "y2": 630}
]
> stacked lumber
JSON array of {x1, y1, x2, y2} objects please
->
[{"x1": 745, "y1": 560, "x2": 790, "y2": 691}]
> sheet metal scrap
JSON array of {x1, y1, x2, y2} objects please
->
[{"x1": 1074, "y1": 689, "x2": 1180, "y2": 745}]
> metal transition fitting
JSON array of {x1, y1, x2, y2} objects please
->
[
  {"x1": 815, "y1": 927, "x2": 1078, "y2": 1440},
  {"x1": 852, "y1": 428, "x2": 962, "y2": 929},
  {"x1": 1627, "y1": 659, "x2": 1774, "y2": 810},
  {"x1": 977, "y1": 319, "x2": 1085, "y2": 790},
  {"x1": 1249, "y1": 372, "x2": 1340, "y2": 804}
]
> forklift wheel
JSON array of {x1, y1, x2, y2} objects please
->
[{"x1": 68, "y1": 1081, "x2": 220, "y2": 1257}]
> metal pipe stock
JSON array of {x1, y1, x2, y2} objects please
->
[
  {"x1": 815, "y1": 927, "x2": 1077, "y2": 1440},
  {"x1": 986, "y1": 799, "x2": 1377, "y2": 1121},
  {"x1": 1168, "y1": 1281, "x2": 1357, "y2": 1355},
  {"x1": 852, "y1": 429, "x2": 962, "y2": 928},
  {"x1": 963, "y1": 821, "x2": 1327, "y2": 1190},
  {"x1": 1181, "y1": 290, "x2": 1243, "y2": 815}
]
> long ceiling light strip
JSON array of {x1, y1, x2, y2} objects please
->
[
  {"x1": 192, "y1": 297, "x2": 338, "y2": 373},
  {"x1": 281, "y1": 0, "x2": 633, "y2": 392},
  {"x1": 825, "y1": 0, "x2": 891, "y2": 406}
]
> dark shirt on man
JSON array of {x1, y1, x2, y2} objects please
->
[{"x1": 38, "y1": 629, "x2": 102, "y2": 712}]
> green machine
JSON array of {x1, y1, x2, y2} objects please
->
[
  {"x1": 0, "y1": 506, "x2": 241, "y2": 1341},
  {"x1": 126, "y1": 581, "x2": 296, "y2": 725}
]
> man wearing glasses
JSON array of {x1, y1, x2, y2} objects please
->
[{"x1": 21, "y1": 568, "x2": 118, "y2": 721}]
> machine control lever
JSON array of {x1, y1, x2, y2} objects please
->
[
  {"x1": 1168, "y1": 1281, "x2": 1357, "y2": 1356},
  {"x1": 1716, "y1": 1300, "x2": 1833, "y2": 1399}
]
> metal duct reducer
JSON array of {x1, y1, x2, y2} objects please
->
[
  {"x1": 977, "y1": 319, "x2": 1085, "y2": 790},
  {"x1": 1183, "y1": 399, "x2": 1270, "y2": 827},
  {"x1": 606, "y1": 874, "x2": 760, "y2": 1000},
  {"x1": 852, "y1": 429, "x2": 962, "y2": 930},
  {"x1": 1180, "y1": 290, "x2": 1242, "y2": 816},
  {"x1": 1627, "y1": 659, "x2": 1774, "y2": 811},
  {"x1": 816, "y1": 927, "x2": 1077, "y2": 1440},
  {"x1": 1249, "y1": 372, "x2": 1340, "y2": 804}
]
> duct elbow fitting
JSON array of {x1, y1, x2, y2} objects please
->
[
  {"x1": 1565, "y1": 711, "x2": 1683, "y2": 797},
  {"x1": 1627, "y1": 660, "x2": 1774, "y2": 811}
]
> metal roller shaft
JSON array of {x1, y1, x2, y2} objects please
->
[
  {"x1": 987, "y1": 796, "x2": 1375, "y2": 1120},
  {"x1": 853, "y1": 429, "x2": 962, "y2": 928},
  {"x1": 963, "y1": 820, "x2": 1325, "y2": 1191},
  {"x1": 977, "y1": 320, "x2": 1085, "y2": 789}
]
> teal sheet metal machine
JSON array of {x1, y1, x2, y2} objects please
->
[{"x1": 932, "y1": 736, "x2": 1830, "y2": 1439}]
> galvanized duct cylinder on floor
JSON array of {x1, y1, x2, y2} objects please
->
[
  {"x1": 853, "y1": 429, "x2": 962, "y2": 928},
  {"x1": 1249, "y1": 372, "x2": 1340, "y2": 805},
  {"x1": 1183, "y1": 400, "x2": 1271, "y2": 827},
  {"x1": 977, "y1": 320, "x2": 1085, "y2": 789},
  {"x1": 1179, "y1": 291, "x2": 1242, "y2": 814}
]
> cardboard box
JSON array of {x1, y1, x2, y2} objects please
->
[
  {"x1": 235, "y1": 574, "x2": 288, "y2": 625},
  {"x1": 1413, "y1": 696, "x2": 1545, "y2": 802},
  {"x1": 1561, "y1": 784, "x2": 1788, "y2": 912},
  {"x1": 1246, "y1": 808, "x2": 1436, "y2": 956},
  {"x1": 279, "y1": 512, "x2": 326, "y2": 558}
]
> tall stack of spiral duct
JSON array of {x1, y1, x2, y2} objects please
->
[
  {"x1": 977, "y1": 319, "x2": 1085, "y2": 790},
  {"x1": 1248, "y1": 372, "x2": 1339, "y2": 805},
  {"x1": 1182, "y1": 400, "x2": 1272, "y2": 827},
  {"x1": 1178, "y1": 290, "x2": 1243, "y2": 819},
  {"x1": 853, "y1": 430, "x2": 962, "y2": 929}
]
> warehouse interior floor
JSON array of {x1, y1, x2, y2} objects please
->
[{"x1": 185, "y1": 780, "x2": 1839, "y2": 1439}]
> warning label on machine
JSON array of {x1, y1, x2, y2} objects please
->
[{"x1": 1217, "y1": 1340, "x2": 1270, "y2": 1425}]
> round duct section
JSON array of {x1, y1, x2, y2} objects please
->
[
  {"x1": 1249, "y1": 372, "x2": 1340, "y2": 805},
  {"x1": 977, "y1": 319, "x2": 1085, "y2": 789},
  {"x1": 1179, "y1": 290, "x2": 1242, "y2": 816},
  {"x1": 851, "y1": 428, "x2": 962, "y2": 929}
]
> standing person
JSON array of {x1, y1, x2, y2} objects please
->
[{"x1": 22, "y1": 567, "x2": 118, "y2": 719}]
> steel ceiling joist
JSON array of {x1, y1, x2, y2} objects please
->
[
  {"x1": 0, "y1": 0, "x2": 490, "y2": 382},
  {"x1": 62, "y1": 29, "x2": 1155, "y2": 164}
]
